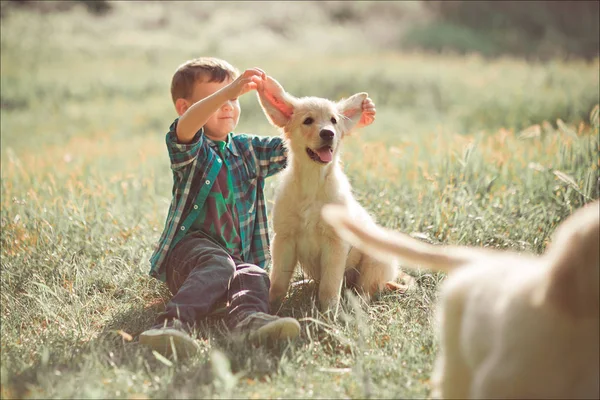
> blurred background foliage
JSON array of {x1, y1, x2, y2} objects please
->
[
  {"x1": 1, "y1": 0, "x2": 598, "y2": 146},
  {"x1": 2, "y1": 0, "x2": 598, "y2": 60},
  {"x1": 409, "y1": 0, "x2": 600, "y2": 60}
]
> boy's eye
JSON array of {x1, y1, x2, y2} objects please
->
[
  {"x1": 303, "y1": 117, "x2": 314, "y2": 125},
  {"x1": 331, "y1": 117, "x2": 337, "y2": 124},
  {"x1": 230, "y1": 98, "x2": 238, "y2": 102}
]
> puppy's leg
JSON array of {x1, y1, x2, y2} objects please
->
[
  {"x1": 269, "y1": 233, "x2": 297, "y2": 307},
  {"x1": 355, "y1": 257, "x2": 399, "y2": 300},
  {"x1": 432, "y1": 282, "x2": 471, "y2": 399},
  {"x1": 318, "y1": 240, "x2": 349, "y2": 313}
]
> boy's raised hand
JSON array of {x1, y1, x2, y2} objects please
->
[
  {"x1": 357, "y1": 97, "x2": 376, "y2": 128},
  {"x1": 226, "y1": 67, "x2": 266, "y2": 98}
]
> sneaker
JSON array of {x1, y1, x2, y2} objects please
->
[
  {"x1": 139, "y1": 320, "x2": 199, "y2": 358},
  {"x1": 232, "y1": 312, "x2": 300, "y2": 344}
]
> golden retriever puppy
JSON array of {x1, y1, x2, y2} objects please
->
[
  {"x1": 322, "y1": 201, "x2": 599, "y2": 399},
  {"x1": 256, "y1": 77, "x2": 410, "y2": 312}
]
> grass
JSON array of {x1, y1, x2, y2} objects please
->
[{"x1": 1, "y1": 2, "x2": 599, "y2": 399}]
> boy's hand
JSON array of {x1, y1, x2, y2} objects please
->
[
  {"x1": 226, "y1": 68, "x2": 266, "y2": 98},
  {"x1": 356, "y1": 97, "x2": 376, "y2": 128}
]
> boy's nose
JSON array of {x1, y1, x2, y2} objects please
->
[{"x1": 319, "y1": 129, "x2": 335, "y2": 140}]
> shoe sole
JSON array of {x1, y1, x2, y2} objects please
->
[
  {"x1": 248, "y1": 317, "x2": 301, "y2": 344},
  {"x1": 139, "y1": 328, "x2": 199, "y2": 358}
]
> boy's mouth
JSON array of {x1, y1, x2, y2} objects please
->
[{"x1": 306, "y1": 146, "x2": 333, "y2": 164}]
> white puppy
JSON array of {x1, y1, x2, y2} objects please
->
[
  {"x1": 257, "y1": 77, "x2": 411, "y2": 312},
  {"x1": 322, "y1": 201, "x2": 599, "y2": 399}
]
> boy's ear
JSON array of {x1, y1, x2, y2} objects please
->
[
  {"x1": 257, "y1": 76, "x2": 296, "y2": 128},
  {"x1": 336, "y1": 92, "x2": 368, "y2": 133},
  {"x1": 175, "y1": 98, "x2": 190, "y2": 117}
]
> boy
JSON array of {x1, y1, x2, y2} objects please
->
[{"x1": 140, "y1": 57, "x2": 376, "y2": 357}]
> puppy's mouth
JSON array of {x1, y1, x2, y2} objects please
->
[{"x1": 306, "y1": 146, "x2": 333, "y2": 164}]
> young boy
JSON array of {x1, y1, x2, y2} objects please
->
[{"x1": 140, "y1": 57, "x2": 376, "y2": 357}]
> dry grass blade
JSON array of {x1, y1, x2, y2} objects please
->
[
  {"x1": 553, "y1": 170, "x2": 580, "y2": 189},
  {"x1": 151, "y1": 350, "x2": 173, "y2": 367},
  {"x1": 115, "y1": 330, "x2": 133, "y2": 342}
]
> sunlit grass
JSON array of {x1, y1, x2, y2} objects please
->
[{"x1": 1, "y1": 3, "x2": 599, "y2": 399}]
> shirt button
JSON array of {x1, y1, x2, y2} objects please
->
[
  {"x1": 180, "y1": 226, "x2": 185, "y2": 231},
  {"x1": 205, "y1": 180, "x2": 210, "y2": 185},
  {"x1": 193, "y1": 205, "x2": 198, "y2": 210},
  {"x1": 217, "y1": 159, "x2": 222, "y2": 163}
]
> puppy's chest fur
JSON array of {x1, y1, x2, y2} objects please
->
[{"x1": 273, "y1": 166, "x2": 349, "y2": 273}]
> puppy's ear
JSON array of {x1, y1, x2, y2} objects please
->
[
  {"x1": 336, "y1": 93, "x2": 368, "y2": 134},
  {"x1": 257, "y1": 76, "x2": 296, "y2": 128}
]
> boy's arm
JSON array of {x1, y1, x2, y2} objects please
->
[
  {"x1": 176, "y1": 68, "x2": 266, "y2": 143},
  {"x1": 251, "y1": 135, "x2": 287, "y2": 178},
  {"x1": 166, "y1": 120, "x2": 206, "y2": 172}
]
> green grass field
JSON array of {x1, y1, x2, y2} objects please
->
[{"x1": 1, "y1": 2, "x2": 599, "y2": 399}]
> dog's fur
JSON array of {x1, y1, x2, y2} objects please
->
[
  {"x1": 257, "y1": 77, "x2": 411, "y2": 312},
  {"x1": 322, "y1": 201, "x2": 600, "y2": 399}
]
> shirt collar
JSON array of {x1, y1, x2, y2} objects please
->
[{"x1": 207, "y1": 132, "x2": 239, "y2": 157}]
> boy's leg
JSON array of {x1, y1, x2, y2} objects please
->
[
  {"x1": 140, "y1": 233, "x2": 235, "y2": 356},
  {"x1": 159, "y1": 234, "x2": 234, "y2": 325},
  {"x1": 226, "y1": 263, "x2": 270, "y2": 327},
  {"x1": 227, "y1": 263, "x2": 300, "y2": 343}
]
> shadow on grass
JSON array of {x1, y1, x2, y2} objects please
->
[
  {"x1": 3, "y1": 299, "x2": 168, "y2": 398},
  {"x1": 3, "y1": 275, "x2": 425, "y2": 398},
  {"x1": 96, "y1": 281, "x2": 322, "y2": 385}
]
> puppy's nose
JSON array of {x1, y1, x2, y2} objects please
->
[{"x1": 319, "y1": 129, "x2": 335, "y2": 140}]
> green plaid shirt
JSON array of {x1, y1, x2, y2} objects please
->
[{"x1": 149, "y1": 118, "x2": 287, "y2": 282}]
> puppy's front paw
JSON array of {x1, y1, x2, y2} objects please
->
[
  {"x1": 270, "y1": 298, "x2": 283, "y2": 315},
  {"x1": 318, "y1": 296, "x2": 340, "y2": 315},
  {"x1": 269, "y1": 285, "x2": 286, "y2": 305}
]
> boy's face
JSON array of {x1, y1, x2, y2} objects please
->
[{"x1": 186, "y1": 78, "x2": 240, "y2": 141}]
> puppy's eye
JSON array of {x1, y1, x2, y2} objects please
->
[
  {"x1": 303, "y1": 117, "x2": 314, "y2": 125},
  {"x1": 331, "y1": 117, "x2": 337, "y2": 124}
]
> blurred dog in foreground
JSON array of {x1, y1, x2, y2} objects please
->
[
  {"x1": 257, "y1": 76, "x2": 413, "y2": 312},
  {"x1": 322, "y1": 201, "x2": 599, "y2": 399}
]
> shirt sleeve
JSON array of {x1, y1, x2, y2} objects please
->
[
  {"x1": 165, "y1": 118, "x2": 208, "y2": 172},
  {"x1": 250, "y1": 135, "x2": 288, "y2": 178}
]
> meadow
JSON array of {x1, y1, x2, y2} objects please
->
[{"x1": 1, "y1": 2, "x2": 599, "y2": 399}]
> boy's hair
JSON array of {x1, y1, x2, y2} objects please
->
[{"x1": 170, "y1": 57, "x2": 240, "y2": 104}]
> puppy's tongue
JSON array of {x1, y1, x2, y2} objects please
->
[{"x1": 316, "y1": 146, "x2": 333, "y2": 163}]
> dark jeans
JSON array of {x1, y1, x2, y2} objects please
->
[{"x1": 155, "y1": 232, "x2": 271, "y2": 329}]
